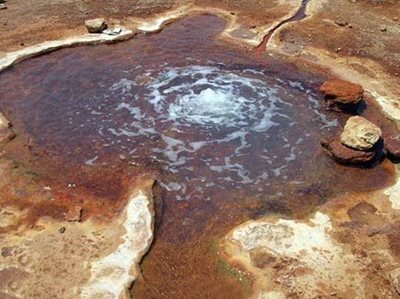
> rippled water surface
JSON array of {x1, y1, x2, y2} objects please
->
[{"x1": 0, "y1": 14, "x2": 395, "y2": 299}]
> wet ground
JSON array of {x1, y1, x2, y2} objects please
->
[{"x1": 0, "y1": 14, "x2": 397, "y2": 298}]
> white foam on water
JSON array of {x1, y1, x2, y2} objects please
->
[
  {"x1": 81, "y1": 65, "x2": 338, "y2": 201},
  {"x1": 147, "y1": 66, "x2": 283, "y2": 131}
]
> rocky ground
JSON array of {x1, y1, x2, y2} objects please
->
[{"x1": 0, "y1": 0, "x2": 400, "y2": 298}]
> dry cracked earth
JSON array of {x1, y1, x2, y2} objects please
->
[{"x1": 0, "y1": 0, "x2": 400, "y2": 298}]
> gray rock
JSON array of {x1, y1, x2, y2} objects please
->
[
  {"x1": 85, "y1": 18, "x2": 107, "y2": 33},
  {"x1": 340, "y1": 116, "x2": 382, "y2": 150}
]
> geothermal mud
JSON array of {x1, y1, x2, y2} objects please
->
[{"x1": 0, "y1": 13, "x2": 398, "y2": 299}]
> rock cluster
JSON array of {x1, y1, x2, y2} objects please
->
[
  {"x1": 318, "y1": 79, "x2": 400, "y2": 166},
  {"x1": 0, "y1": 112, "x2": 16, "y2": 144},
  {"x1": 322, "y1": 116, "x2": 381, "y2": 165},
  {"x1": 320, "y1": 79, "x2": 364, "y2": 112},
  {"x1": 85, "y1": 18, "x2": 107, "y2": 33}
]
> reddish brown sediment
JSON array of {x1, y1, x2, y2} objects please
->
[
  {"x1": 0, "y1": 0, "x2": 399, "y2": 298},
  {"x1": 0, "y1": 14, "x2": 398, "y2": 299},
  {"x1": 0, "y1": 0, "x2": 304, "y2": 55},
  {"x1": 0, "y1": 175, "x2": 155, "y2": 299}
]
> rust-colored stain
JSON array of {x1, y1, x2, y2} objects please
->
[{"x1": 0, "y1": 15, "x2": 396, "y2": 299}]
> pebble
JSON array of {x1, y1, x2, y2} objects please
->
[
  {"x1": 335, "y1": 19, "x2": 348, "y2": 27},
  {"x1": 59, "y1": 227, "x2": 66, "y2": 233},
  {"x1": 0, "y1": 4, "x2": 7, "y2": 9},
  {"x1": 380, "y1": 26, "x2": 387, "y2": 32}
]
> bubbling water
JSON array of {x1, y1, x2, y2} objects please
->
[
  {"x1": 148, "y1": 66, "x2": 281, "y2": 130},
  {"x1": 82, "y1": 65, "x2": 338, "y2": 200}
]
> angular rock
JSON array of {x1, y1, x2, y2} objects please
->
[
  {"x1": 385, "y1": 136, "x2": 400, "y2": 161},
  {"x1": 321, "y1": 138, "x2": 376, "y2": 164},
  {"x1": 0, "y1": 112, "x2": 16, "y2": 144},
  {"x1": 335, "y1": 19, "x2": 348, "y2": 27},
  {"x1": 320, "y1": 79, "x2": 364, "y2": 111},
  {"x1": 85, "y1": 18, "x2": 107, "y2": 33},
  {"x1": 340, "y1": 116, "x2": 382, "y2": 150},
  {"x1": 0, "y1": 112, "x2": 9, "y2": 129},
  {"x1": 65, "y1": 205, "x2": 82, "y2": 222}
]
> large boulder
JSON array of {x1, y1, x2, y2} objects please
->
[
  {"x1": 85, "y1": 18, "x2": 107, "y2": 33},
  {"x1": 340, "y1": 116, "x2": 382, "y2": 150},
  {"x1": 320, "y1": 79, "x2": 364, "y2": 111},
  {"x1": 321, "y1": 138, "x2": 376, "y2": 164}
]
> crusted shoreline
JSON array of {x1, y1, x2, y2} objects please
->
[{"x1": 0, "y1": 1, "x2": 399, "y2": 298}]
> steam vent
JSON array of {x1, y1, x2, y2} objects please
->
[{"x1": 1, "y1": 1, "x2": 400, "y2": 298}]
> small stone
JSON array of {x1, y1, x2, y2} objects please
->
[
  {"x1": 385, "y1": 136, "x2": 400, "y2": 161},
  {"x1": 0, "y1": 112, "x2": 16, "y2": 144},
  {"x1": 380, "y1": 26, "x2": 387, "y2": 32},
  {"x1": 0, "y1": 4, "x2": 7, "y2": 9},
  {"x1": 321, "y1": 138, "x2": 376, "y2": 164},
  {"x1": 0, "y1": 112, "x2": 10, "y2": 129},
  {"x1": 65, "y1": 205, "x2": 82, "y2": 222},
  {"x1": 340, "y1": 116, "x2": 382, "y2": 150},
  {"x1": 102, "y1": 27, "x2": 122, "y2": 36},
  {"x1": 85, "y1": 18, "x2": 107, "y2": 33},
  {"x1": 335, "y1": 19, "x2": 348, "y2": 27},
  {"x1": 59, "y1": 226, "x2": 66, "y2": 233},
  {"x1": 394, "y1": 17, "x2": 399, "y2": 22},
  {"x1": 1, "y1": 246, "x2": 15, "y2": 257}
]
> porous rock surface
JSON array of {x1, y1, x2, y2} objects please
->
[
  {"x1": 0, "y1": 174, "x2": 155, "y2": 299},
  {"x1": 320, "y1": 79, "x2": 364, "y2": 106},
  {"x1": 223, "y1": 209, "x2": 400, "y2": 298},
  {"x1": 340, "y1": 116, "x2": 382, "y2": 150}
]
